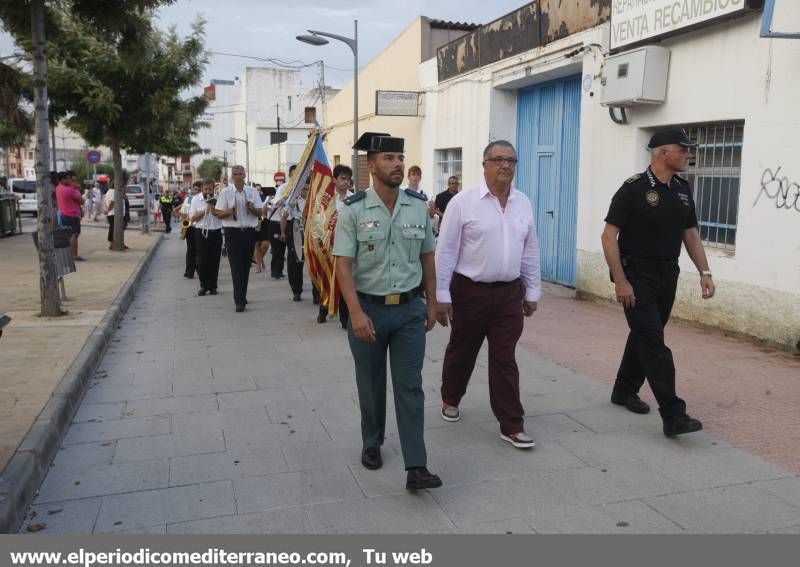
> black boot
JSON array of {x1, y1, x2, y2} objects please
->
[
  {"x1": 663, "y1": 415, "x2": 703, "y2": 437},
  {"x1": 406, "y1": 467, "x2": 442, "y2": 490}
]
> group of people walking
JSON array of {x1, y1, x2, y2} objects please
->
[{"x1": 171, "y1": 126, "x2": 716, "y2": 492}]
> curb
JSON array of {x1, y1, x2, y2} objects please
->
[{"x1": 0, "y1": 234, "x2": 164, "y2": 533}]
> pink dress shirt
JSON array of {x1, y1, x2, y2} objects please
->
[{"x1": 435, "y1": 180, "x2": 542, "y2": 303}]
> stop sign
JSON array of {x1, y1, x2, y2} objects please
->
[{"x1": 273, "y1": 171, "x2": 286, "y2": 185}]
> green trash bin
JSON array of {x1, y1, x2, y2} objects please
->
[{"x1": 0, "y1": 195, "x2": 18, "y2": 236}]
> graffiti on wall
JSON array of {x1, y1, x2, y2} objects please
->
[{"x1": 754, "y1": 167, "x2": 800, "y2": 213}]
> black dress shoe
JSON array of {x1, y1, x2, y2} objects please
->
[
  {"x1": 209, "y1": 289, "x2": 218, "y2": 295},
  {"x1": 292, "y1": 293, "x2": 302, "y2": 302},
  {"x1": 663, "y1": 415, "x2": 703, "y2": 437},
  {"x1": 317, "y1": 309, "x2": 327, "y2": 324},
  {"x1": 361, "y1": 447, "x2": 382, "y2": 470},
  {"x1": 406, "y1": 467, "x2": 442, "y2": 490},
  {"x1": 183, "y1": 273, "x2": 193, "y2": 279},
  {"x1": 197, "y1": 288, "x2": 207, "y2": 296},
  {"x1": 611, "y1": 392, "x2": 650, "y2": 414},
  {"x1": 235, "y1": 304, "x2": 245, "y2": 313}
]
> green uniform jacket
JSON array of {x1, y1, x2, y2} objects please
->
[{"x1": 333, "y1": 188, "x2": 434, "y2": 296}]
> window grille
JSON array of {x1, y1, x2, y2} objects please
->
[
  {"x1": 434, "y1": 148, "x2": 462, "y2": 195},
  {"x1": 682, "y1": 121, "x2": 744, "y2": 250}
]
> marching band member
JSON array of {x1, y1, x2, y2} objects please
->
[{"x1": 190, "y1": 178, "x2": 224, "y2": 296}]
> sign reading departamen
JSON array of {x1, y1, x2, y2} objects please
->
[
  {"x1": 611, "y1": 0, "x2": 747, "y2": 50},
  {"x1": 375, "y1": 91, "x2": 419, "y2": 117}
]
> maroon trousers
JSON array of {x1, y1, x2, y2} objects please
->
[{"x1": 440, "y1": 273, "x2": 525, "y2": 435}]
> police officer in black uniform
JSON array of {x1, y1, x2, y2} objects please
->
[{"x1": 601, "y1": 128, "x2": 716, "y2": 437}]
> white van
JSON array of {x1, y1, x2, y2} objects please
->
[{"x1": 8, "y1": 178, "x2": 38, "y2": 216}]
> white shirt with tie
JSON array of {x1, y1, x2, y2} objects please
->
[
  {"x1": 435, "y1": 180, "x2": 542, "y2": 304},
  {"x1": 214, "y1": 185, "x2": 262, "y2": 228}
]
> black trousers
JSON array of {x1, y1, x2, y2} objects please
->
[
  {"x1": 161, "y1": 206, "x2": 172, "y2": 233},
  {"x1": 268, "y1": 220, "x2": 286, "y2": 277},
  {"x1": 613, "y1": 259, "x2": 686, "y2": 419},
  {"x1": 106, "y1": 215, "x2": 114, "y2": 242},
  {"x1": 223, "y1": 227, "x2": 255, "y2": 306},
  {"x1": 285, "y1": 219, "x2": 304, "y2": 295},
  {"x1": 196, "y1": 229, "x2": 222, "y2": 291},
  {"x1": 184, "y1": 227, "x2": 197, "y2": 277},
  {"x1": 339, "y1": 296, "x2": 350, "y2": 328}
]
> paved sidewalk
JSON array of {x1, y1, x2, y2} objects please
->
[
  {"x1": 0, "y1": 225, "x2": 159, "y2": 471},
  {"x1": 20, "y1": 237, "x2": 800, "y2": 533}
]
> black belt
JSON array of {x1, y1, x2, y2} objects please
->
[
  {"x1": 454, "y1": 273, "x2": 519, "y2": 287},
  {"x1": 223, "y1": 227, "x2": 255, "y2": 232},
  {"x1": 621, "y1": 255, "x2": 678, "y2": 272},
  {"x1": 357, "y1": 290, "x2": 419, "y2": 306}
]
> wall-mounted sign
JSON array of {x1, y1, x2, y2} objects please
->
[
  {"x1": 611, "y1": 0, "x2": 747, "y2": 50},
  {"x1": 375, "y1": 91, "x2": 420, "y2": 117}
]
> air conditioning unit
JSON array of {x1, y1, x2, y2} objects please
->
[{"x1": 601, "y1": 46, "x2": 670, "y2": 107}]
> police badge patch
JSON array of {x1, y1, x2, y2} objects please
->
[{"x1": 645, "y1": 190, "x2": 660, "y2": 206}]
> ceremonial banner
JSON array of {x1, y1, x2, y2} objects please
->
[{"x1": 304, "y1": 139, "x2": 340, "y2": 317}]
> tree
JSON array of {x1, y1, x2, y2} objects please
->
[
  {"x1": 197, "y1": 158, "x2": 223, "y2": 182},
  {"x1": 0, "y1": 0, "x2": 177, "y2": 316},
  {"x1": 45, "y1": 13, "x2": 208, "y2": 250},
  {"x1": 71, "y1": 160, "x2": 128, "y2": 186},
  {"x1": 0, "y1": 61, "x2": 33, "y2": 148}
]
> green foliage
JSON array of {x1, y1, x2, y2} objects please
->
[
  {"x1": 0, "y1": 61, "x2": 33, "y2": 147},
  {"x1": 44, "y1": 11, "x2": 209, "y2": 158},
  {"x1": 71, "y1": 160, "x2": 128, "y2": 185},
  {"x1": 197, "y1": 158, "x2": 223, "y2": 181}
]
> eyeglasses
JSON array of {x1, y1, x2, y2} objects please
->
[{"x1": 484, "y1": 157, "x2": 518, "y2": 166}]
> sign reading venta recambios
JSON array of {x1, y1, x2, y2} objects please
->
[{"x1": 611, "y1": 0, "x2": 747, "y2": 49}]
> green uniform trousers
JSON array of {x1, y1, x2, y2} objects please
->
[{"x1": 347, "y1": 296, "x2": 428, "y2": 469}]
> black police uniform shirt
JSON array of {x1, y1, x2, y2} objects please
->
[
  {"x1": 435, "y1": 190, "x2": 456, "y2": 216},
  {"x1": 605, "y1": 166, "x2": 698, "y2": 261}
]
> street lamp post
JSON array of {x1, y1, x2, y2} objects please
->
[
  {"x1": 297, "y1": 20, "x2": 359, "y2": 189},
  {"x1": 225, "y1": 134, "x2": 250, "y2": 182}
]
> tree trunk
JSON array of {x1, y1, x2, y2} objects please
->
[
  {"x1": 31, "y1": 0, "x2": 62, "y2": 317},
  {"x1": 111, "y1": 137, "x2": 125, "y2": 250}
]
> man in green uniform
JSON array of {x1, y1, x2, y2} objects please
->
[{"x1": 333, "y1": 132, "x2": 442, "y2": 491}]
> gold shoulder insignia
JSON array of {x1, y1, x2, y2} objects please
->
[{"x1": 625, "y1": 174, "x2": 642, "y2": 184}]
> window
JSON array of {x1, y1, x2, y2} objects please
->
[
  {"x1": 682, "y1": 121, "x2": 744, "y2": 250},
  {"x1": 435, "y1": 148, "x2": 462, "y2": 195}
]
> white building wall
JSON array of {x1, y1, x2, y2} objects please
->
[
  {"x1": 421, "y1": 13, "x2": 800, "y2": 351},
  {"x1": 193, "y1": 79, "x2": 239, "y2": 170}
]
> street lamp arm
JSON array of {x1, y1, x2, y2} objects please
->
[{"x1": 306, "y1": 29, "x2": 356, "y2": 53}]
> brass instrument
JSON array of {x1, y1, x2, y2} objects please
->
[{"x1": 179, "y1": 217, "x2": 190, "y2": 239}]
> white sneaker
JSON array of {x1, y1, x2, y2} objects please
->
[
  {"x1": 500, "y1": 432, "x2": 535, "y2": 449},
  {"x1": 441, "y1": 404, "x2": 460, "y2": 422}
]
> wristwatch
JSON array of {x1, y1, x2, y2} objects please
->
[{"x1": 700, "y1": 270, "x2": 713, "y2": 277}]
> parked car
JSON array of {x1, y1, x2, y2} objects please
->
[
  {"x1": 125, "y1": 184, "x2": 145, "y2": 210},
  {"x1": 7, "y1": 178, "x2": 37, "y2": 216}
]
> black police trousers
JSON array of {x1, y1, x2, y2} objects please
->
[
  {"x1": 223, "y1": 227, "x2": 255, "y2": 307},
  {"x1": 613, "y1": 258, "x2": 687, "y2": 419},
  {"x1": 161, "y1": 206, "x2": 172, "y2": 232}
]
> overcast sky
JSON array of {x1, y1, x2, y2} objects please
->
[{"x1": 1, "y1": 0, "x2": 528, "y2": 90}]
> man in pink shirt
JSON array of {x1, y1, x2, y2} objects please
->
[
  {"x1": 434, "y1": 140, "x2": 541, "y2": 449},
  {"x1": 55, "y1": 170, "x2": 85, "y2": 261}
]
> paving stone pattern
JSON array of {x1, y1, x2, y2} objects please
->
[{"x1": 20, "y1": 238, "x2": 800, "y2": 534}]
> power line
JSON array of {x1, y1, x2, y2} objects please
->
[{"x1": 207, "y1": 50, "x2": 351, "y2": 72}]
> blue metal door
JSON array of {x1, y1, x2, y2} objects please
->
[{"x1": 516, "y1": 75, "x2": 581, "y2": 286}]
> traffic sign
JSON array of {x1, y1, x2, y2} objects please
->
[
  {"x1": 274, "y1": 171, "x2": 286, "y2": 185},
  {"x1": 87, "y1": 150, "x2": 101, "y2": 164}
]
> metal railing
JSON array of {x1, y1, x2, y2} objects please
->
[{"x1": 683, "y1": 121, "x2": 744, "y2": 251}]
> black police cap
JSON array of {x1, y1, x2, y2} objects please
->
[
  {"x1": 353, "y1": 132, "x2": 404, "y2": 153},
  {"x1": 647, "y1": 128, "x2": 697, "y2": 149}
]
